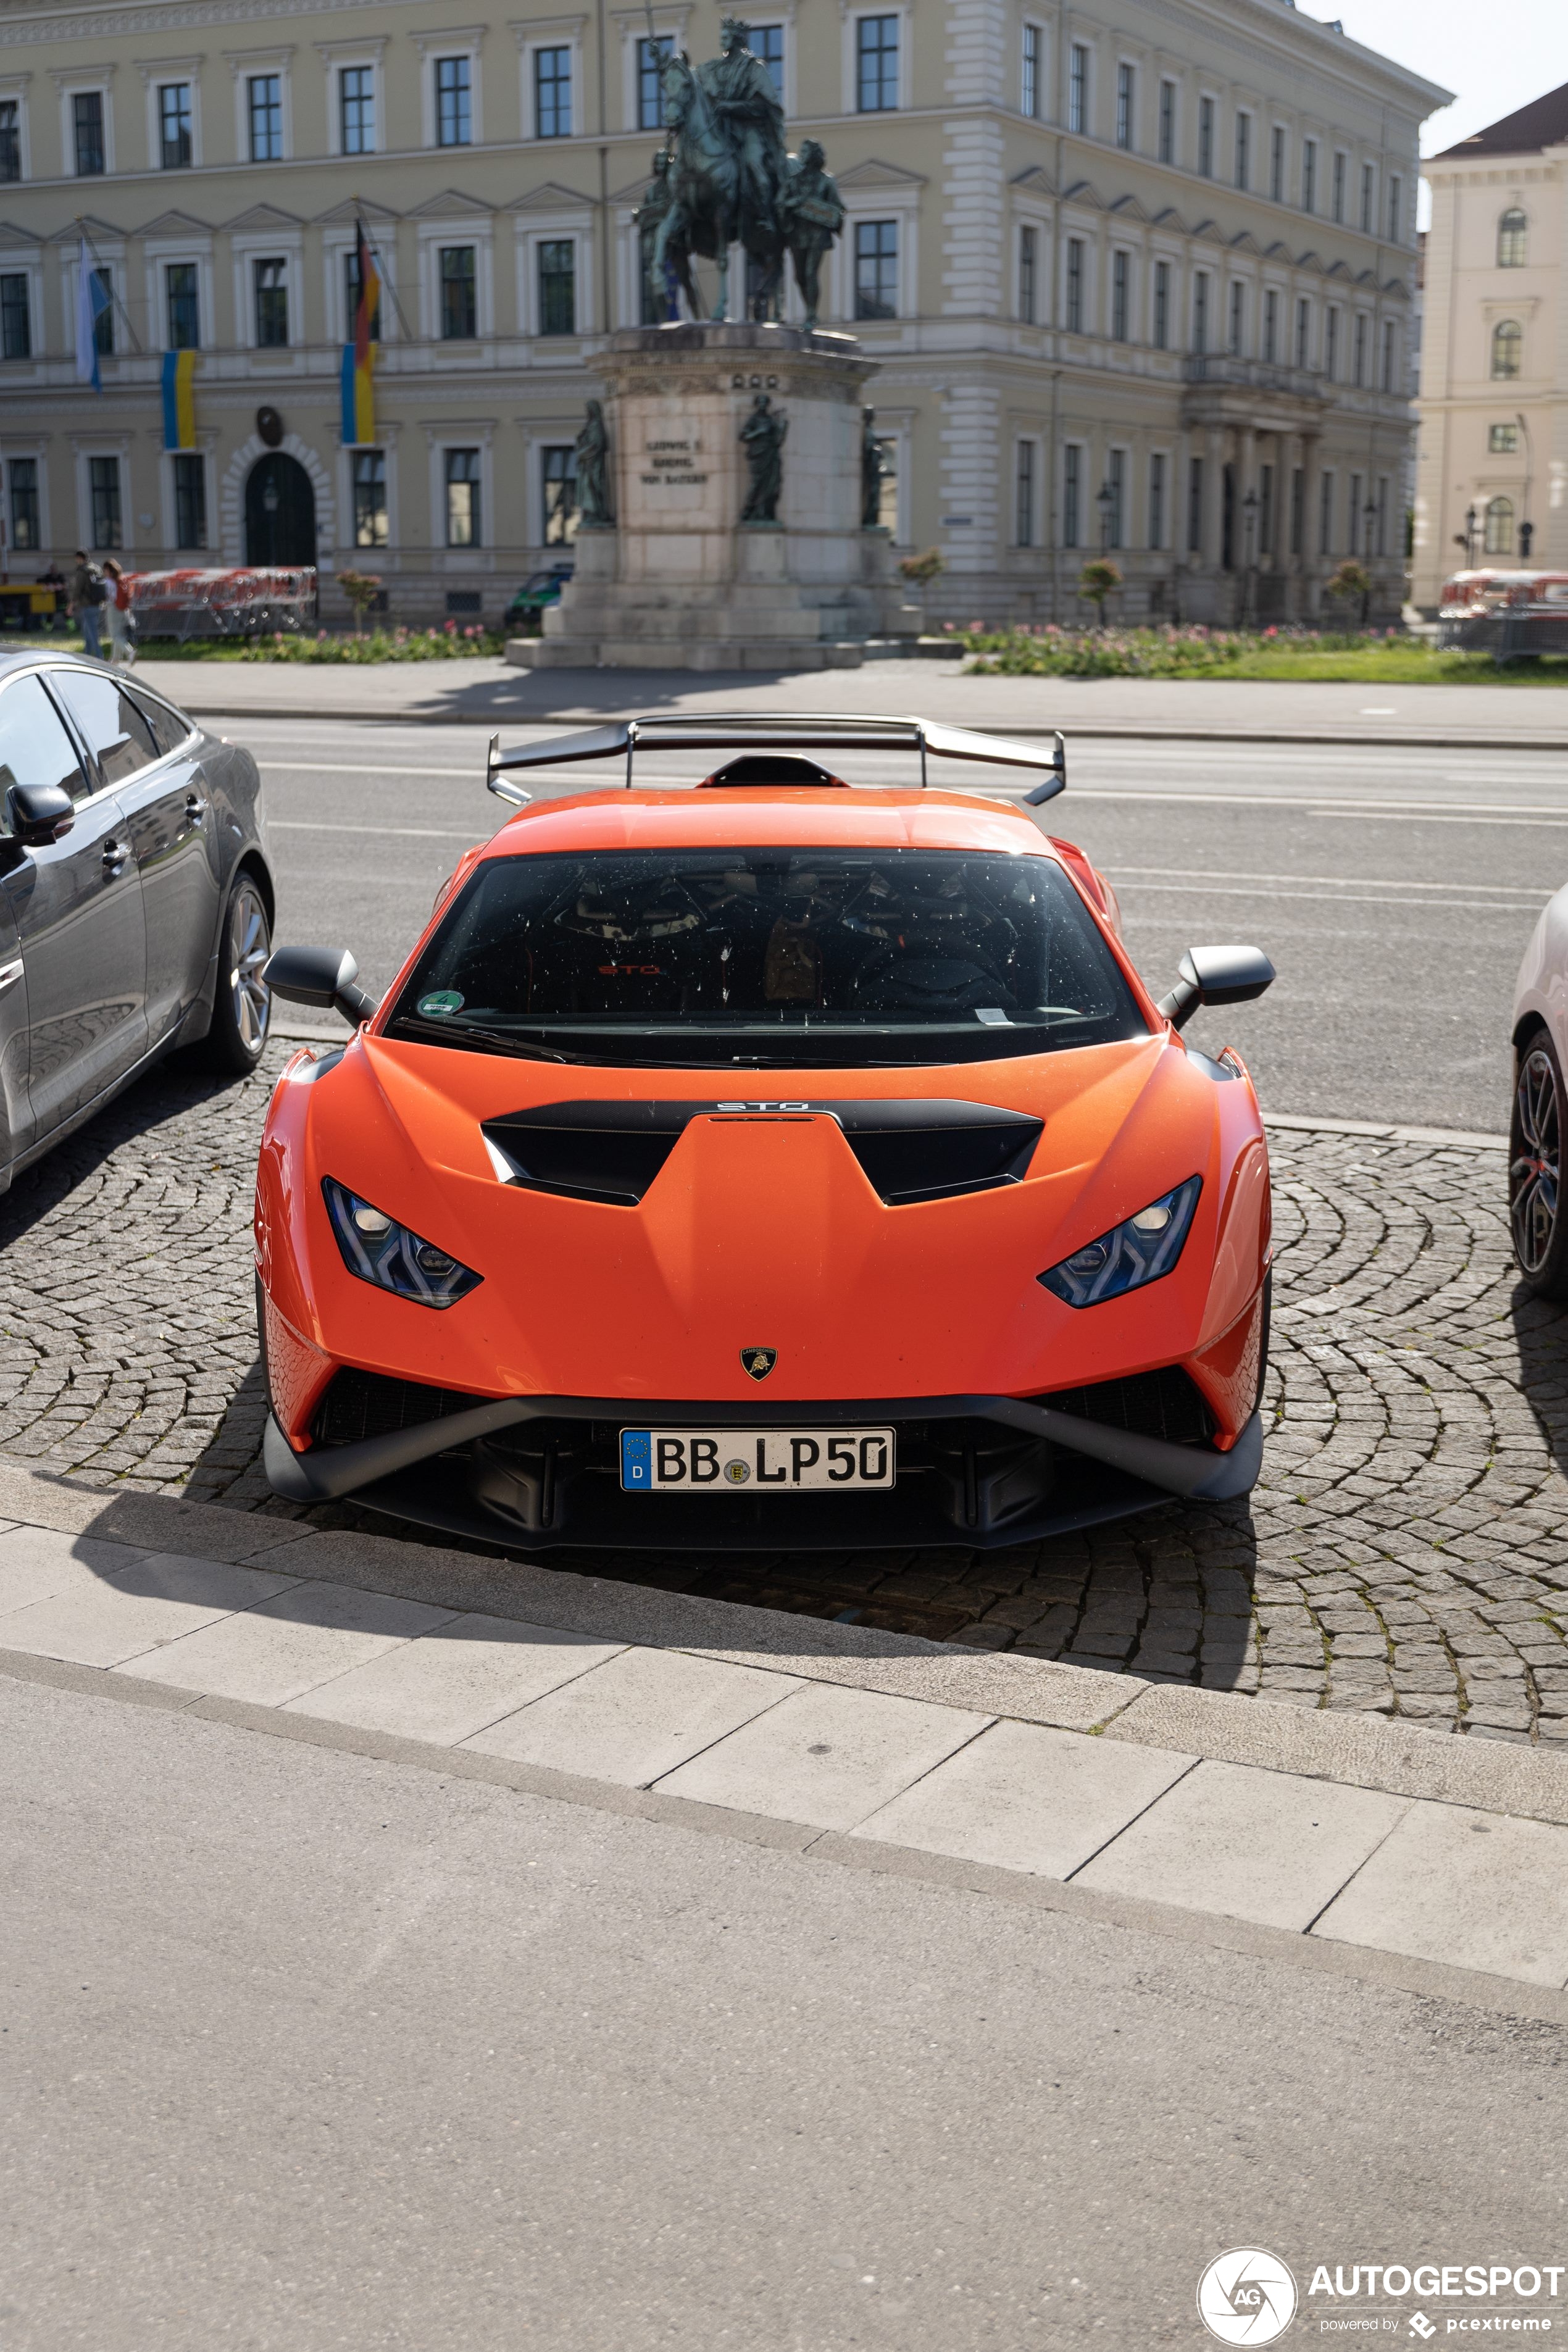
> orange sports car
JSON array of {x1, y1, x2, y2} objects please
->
[{"x1": 257, "y1": 714, "x2": 1275, "y2": 1552}]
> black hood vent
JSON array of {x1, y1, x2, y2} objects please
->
[{"x1": 482, "y1": 1098, "x2": 1043, "y2": 1208}]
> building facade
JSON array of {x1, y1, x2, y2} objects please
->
[
  {"x1": 0, "y1": 0, "x2": 1445, "y2": 628},
  {"x1": 1413, "y1": 82, "x2": 1568, "y2": 612}
]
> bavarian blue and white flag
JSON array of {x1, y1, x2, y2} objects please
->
[{"x1": 73, "y1": 237, "x2": 111, "y2": 389}]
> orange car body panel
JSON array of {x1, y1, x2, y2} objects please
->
[{"x1": 256, "y1": 785, "x2": 1272, "y2": 1457}]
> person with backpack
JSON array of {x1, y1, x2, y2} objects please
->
[
  {"x1": 70, "y1": 549, "x2": 108, "y2": 660},
  {"x1": 102, "y1": 558, "x2": 136, "y2": 666}
]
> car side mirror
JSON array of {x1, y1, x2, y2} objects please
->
[
  {"x1": 264, "y1": 945, "x2": 379, "y2": 1027},
  {"x1": 7, "y1": 782, "x2": 76, "y2": 849},
  {"x1": 1157, "y1": 944, "x2": 1275, "y2": 1032}
]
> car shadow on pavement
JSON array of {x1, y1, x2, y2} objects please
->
[{"x1": 1511, "y1": 1283, "x2": 1568, "y2": 1478}]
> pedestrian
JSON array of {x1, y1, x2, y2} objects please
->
[
  {"x1": 70, "y1": 548, "x2": 107, "y2": 661},
  {"x1": 102, "y1": 558, "x2": 136, "y2": 666}
]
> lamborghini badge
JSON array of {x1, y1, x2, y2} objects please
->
[{"x1": 740, "y1": 1347, "x2": 777, "y2": 1380}]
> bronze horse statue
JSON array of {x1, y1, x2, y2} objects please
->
[{"x1": 653, "y1": 48, "x2": 788, "y2": 322}]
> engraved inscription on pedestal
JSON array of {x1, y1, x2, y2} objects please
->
[{"x1": 640, "y1": 438, "x2": 709, "y2": 490}]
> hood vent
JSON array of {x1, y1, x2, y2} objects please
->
[{"x1": 482, "y1": 1098, "x2": 1043, "y2": 1208}]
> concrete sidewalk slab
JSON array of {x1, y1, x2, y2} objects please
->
[
  {"x1": 656, "y1": 1681, "x2": 992, "y2": 1830},
  {"x1": 0, "y1": 1554, "x2": 299, "y2": 1670},
  {"x1": 850, "y1": 1719, "x2": 1196, "y2": 1879},
  {"x1": 0, "y1": 1525, "x2": 148, "y2": 1614},
  {"x1": 1313, "y1": 1804, "x2": 1568, "y2": 1987},
  {"x1": 283, "y1": 1614, "x2": 626, "y2": 1746},
  {"x1": 464, "y1": 1645, "x2": 796, "y2": 1787},
  {"x1": 1074, "y1": 1758, "x2": 1409, "y2": 1933},
  {"x1": 123, "y1": 1578, "x2": 454, "y2": 1704}
]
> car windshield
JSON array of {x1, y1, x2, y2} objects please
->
[{"x1": 384, "y1": 847, "x2": 1148, "y2": 1068}]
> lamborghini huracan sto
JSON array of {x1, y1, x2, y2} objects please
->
[{"x1": 256, "y1": 715, "x2": 1275, "y2": 1551}]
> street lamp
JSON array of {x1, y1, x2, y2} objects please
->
[
  {"x1": 1464, "y1": 502, "x2": 1479, "y2": 569},
  {"x1": 1242, "y1": 487, "x2": 1259, "y2": 625},
  {"x1": 1096, "y1": 480, "x2": 1114, "y2": 554}
]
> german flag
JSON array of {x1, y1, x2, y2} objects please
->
[{"x1": 340, "y1": 219, "x2": 381, "y2": 446}]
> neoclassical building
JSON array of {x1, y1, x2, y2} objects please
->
[
  {"x1": 0, "y1": 0, "x2": 1446, "y2": 627},
  {"x1": 1412, "y1": 81, "x2": 1568, "y2": 612}
]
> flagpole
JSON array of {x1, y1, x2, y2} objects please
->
[{"x1": 77, "y1": 215, "x2": 143, "y2": 354}]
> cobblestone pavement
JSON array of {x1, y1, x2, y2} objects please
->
[{"x1": 3, "y1": 1041, "x2": 1564, "y2": 1742}]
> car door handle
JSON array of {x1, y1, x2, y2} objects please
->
[
  {"x1": 185, "y1": 793, "x2": 207, "y2": 827},
  {"x1": 102, "y1": 838, "x2": 129, "y2": 872}
]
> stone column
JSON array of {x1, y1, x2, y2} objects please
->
[{"x1": 1203, "y1": 426, "x2": 1225, "y2": 572}]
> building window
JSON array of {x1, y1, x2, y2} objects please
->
[
  {"x1": 248, "y1": 75, "x2": 281, "y2": 162},
  {"x1": 1111, "y1": 249, "x2": 1128, "y2": 341},
  {"x1": 1018, "y1": 223, "x2": 1036, "y2": 323},
  {"x1": 1324, "y1": 305, "x2": 1339, "y2": 380},
  {"x1": 1319, "y1": 469, "x2": 1333, "y2": 554},
  {"x1": 1388, "y1": 175, "x2": 1401, "y2": 243},
  {"x1": 1262, "y1": 288, "x2": 1277, "y2": 364},
  {"x1": 9, "y1": 455, "x2": 37, "y2": 549},
  {"x1": 1498, "y1": 208, "x2": 1527, "y2": 267},
  {"x1": 1348, "y1": 470, "x2": 1363, "y2": 554},
  {"x1": 253, "y1": 258, "x2": 287, "y2": 347},
  {"x1": 1022, "y1": 23, "x2": 1040, "y2": 120},
  {"x1": 538, "y1": 238, "x2": 576, "y2": 334},
  {"x1": 1105, "y1": 448, "x2": 1125, "y2": 549},
  {"x1": 1192, "y1": 270, "x2": 1209, "y2": 354},
  {"x1": 1488, "y1": 422, "x2": 1519, "y2": 452},
  {"x1": 1153, "y1": 259, "x2": 1169, "y2": 350},
  {"x1": 751, "y1": 25, "x2": 783, "y2": 100},
  {"x1": 1332, "y1": 150, "x2": 1345, "y2": 223},
  {"x1": 856, "y1": 16, "x2": 899, "y2": 113},
  {"x1": 172, "y1": 451, "x2": 206, "y2": 548},
  {"x1": 1380, "y1": 318, "x2": 1396, "y2": 393},
  {"x1": 638, "y1": 35, "x2": 673, "y2": 130},
  {"x1": 340, "y1": 66, "x2": 374, "y2": 154},
  {"x1": 1065, "y1": 236, "x2": 1083, "y2": 334},
  {"x1": 445, "y1": 448, "x2": 481, "y2": 546},
  {"x1": 346, "y1": 248, "x2": 382, "y2": 341},
  {"x1": 1295, "y1": 296, "x2": 1310, "y2": 369},
  {"x1": 0, "y1": 272, "x2": 28, "y2": 359},
  {"x1": 0, "y1": 100, "x2": 19, "y2": 182},
  {"x1": 1302, "y1": 139, "x2": 1317, "y2": 215},
  {"x1": 1186, "y1": 454, "x2": 1203, "y2": 551},
  {"x1": 1228, "y1": 280, "x2": 1245, "y2": 357},
  {"x1": 159, "y1": 82, "x2": 191, "y2": 169},
  {"x1": 89, "y1": 454, "x2": 120, "y2": 549},
  {"x1": 1197, "y1": 94, "x2": 1214, "y2": 178},
  {"x1": 535, "y1": 46, "x2": 571, "y2": 137},
  {"x1": 1270, "y1": 124, "x2": 1284, "y2": 203},
  {"x1": 1116, "y1": 62, "x2": 1133, "y2": 150},
  {"x1": 1359, "y1": 161, "x2": 1374, "y2": 233},
  {"x1": 1068, "y1": 43, "x2": 1088, "y2": 135},
  {"x1": 1015, "y1": 439, "x2": 1035, "y2": 547},
  {"x1": 73, "y1": 90, "x2": 104, "y2": 175},
  {"x1": 1289, "y1": 465, "x2": 1304, "y2": 556},
  {"x1": 440, "y1": 245, "x2": 476, "y2": 339},
  {"x1": 165, "y1": 262, "x2": 199, "y2": 349},
  {"x1": 1234, "y1": 111, "x2": 1250, "y2": 192},
  {"x1": 436, "y1": 56, "x2": 471, "y2": 146},
  {"x1": 1491, "y1": 319, "x2": 1522, "y2": 378},
  {"x1": 853, "y1": 219, "x2": 898, "y2": 320},
  {"x1": 1157, "y1": 79, "x2": 1174, "y2": 165},
  {"x1": 1484, "y1": 494, "x2": 1513, "y2": 556},
  {"x1": 1062, "y1": 443, "x2": 1081, "y2": 548},
  {"x1": 1149, "y1": 451, "x2": 1166, "y2": 549},
  {"x1": 352, "y1": 448, "x2": 387, "y2": 547},
  {"x1": 1353, "y1": 313, "x2": 1367, "y2": 386},
  {"x1": 542, "y1": 443, "x2": 577, "y2": 542}
]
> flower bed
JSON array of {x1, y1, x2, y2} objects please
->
[{"x1": 955, "y1": 623, "x2": 1568, "y2": 683}]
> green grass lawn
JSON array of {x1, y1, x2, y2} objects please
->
[{"x1": 959, "y1": 627, "x2": 1568, "y2": 684}]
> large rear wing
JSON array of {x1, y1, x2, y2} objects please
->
[{"x1": 485, "y1": 712, "x2": 1067, "y2": 808}]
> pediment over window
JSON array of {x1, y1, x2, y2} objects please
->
[
  {"x1": 1228, "y1": 229, "x2": 1262, "y2": 255},
  {"x1": 46, "y1": 212, "x2": 122, "y2": 245},
  {"x1": 1383, "y1": 277, "x2": 1409, "y2": 299},
  {"x1": 508, "y1": 180, "x2": 596, "y2": 211},
  {"x1": 0, "y1": 219, "x2": 43, "y2": 249},
  {"x1": 223, "y1": 202, "x2": 304, "y2": 235},
  {"x1": 134, "y1": 207, "x2": 214, "y2": 238},
  {"x1": 1295, "y1": 248, "x2": 1324, "y2": 273},
  {"x1": 1151, "y1": 205, "x2": 1188, "y2": 233},
  {"x1": 835, "y1": 156, "x2": 927, "y2": 188},
  {"x1": 1010, "y1": 164, "x2": 1054, "y2": 196},
  {"x1": 1109, "y1": 193, "x2": 1152, "y2": 223},
  {"x1": 1060, "y1": 178, "x2": 1103, "y2": 210},
  {"x1": 1189, "y1": 217, "x2": 1224, "y2": 244},
  {"x1": 315, "y1": 197, "x2": 399, "y2": 227},
  {"x1": 406, "y1": 188, "x2": 495, "y2": 219}
]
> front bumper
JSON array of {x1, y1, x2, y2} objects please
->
[{"x1": 264, "y1": 1383, "x2": 1263, "y2": 1553}]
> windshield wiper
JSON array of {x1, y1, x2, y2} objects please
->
[{"x1": 388, "y1": 1014, "x2": 578, "y2": 1063}]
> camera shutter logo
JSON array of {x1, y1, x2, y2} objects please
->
[{"x1": 1197, "y1": 2250, "x2": 1299, "y2": 2346}]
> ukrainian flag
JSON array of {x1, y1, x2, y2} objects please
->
[{"x1": 161, "y1": 349, "x2": 197, "y2": 450}]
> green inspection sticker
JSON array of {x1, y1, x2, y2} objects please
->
[{"x1": 418, "y1": 991, "x2": 464, "y2": 1017}]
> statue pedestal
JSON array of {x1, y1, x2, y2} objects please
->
[{"x1": 507, "y1": 322, "x2": 917, "y2": 672}]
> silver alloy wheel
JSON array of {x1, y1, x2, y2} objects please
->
[
  {"x1": 1511, "y1": 1043, "x2": 1561, "y2": 1275},
  {"x1": 228, "y1": 877, "x2": 272, "y2": 1054}
]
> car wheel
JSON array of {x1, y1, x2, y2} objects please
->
[
  {"x1": 1511, "y1": 1027, "x2": 1568, "y2": 1298},
  {"x1": 201, "y1": 870, "x2": 272, "y2": 1072}
]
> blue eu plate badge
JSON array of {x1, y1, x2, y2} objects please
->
[{"x1": 621, "y1": 1430, "x2": 653, "y2": 1488}]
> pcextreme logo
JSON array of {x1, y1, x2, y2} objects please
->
[{"x1": 1198, "y1": 2251, "x2": 1300, "y2": 2345}]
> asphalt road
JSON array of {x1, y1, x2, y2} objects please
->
[
  {"x1": 6, "y1": 1671, "x2": 1568, "y2": 2352},
  {"x1": 244, "y1": 715, "x2": 1568, "y2": 1133}
]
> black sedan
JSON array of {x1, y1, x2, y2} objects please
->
[{"x1": 0, "y1": 652, "x2": 274, "y2": 1188}]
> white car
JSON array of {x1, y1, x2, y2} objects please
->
[{"x1": 1511, "y1": 891, "x2": 1568, "y2": 1295}]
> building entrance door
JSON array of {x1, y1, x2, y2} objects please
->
[{"x1": 245, "y1": 454, "x2": 316, "y2": 567}]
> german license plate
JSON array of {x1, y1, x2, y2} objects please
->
[{"x1": 620, "y1": 1428, "x2": 895, "y2": 1492}]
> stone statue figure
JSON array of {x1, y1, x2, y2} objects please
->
[
  {"x1": 574, "y1": 399, "x2": 613, "y2": 527},
  {"x1": 860, "y1": 406, "x2": 888, "y2": 529},
  {"x1": 739, "y1": 393, "x2": 786, "y2": 523},
  {"x1": 696, "y1": 17, "x2": 789, "y2": 246},
  {"x1": 781, "y1": 140, "x2": 844, "y2": 330},
  {"x1": 633, "y1": 150, "x2": 675, "y2": 323}
]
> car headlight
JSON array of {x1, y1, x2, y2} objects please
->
[
  {"x1": 322, "y1": 1177, "x2": 482, "y2": 1310},
  {"x1": 1038, "y1": 1176, "x2": 1202, "y2": 1308}
]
